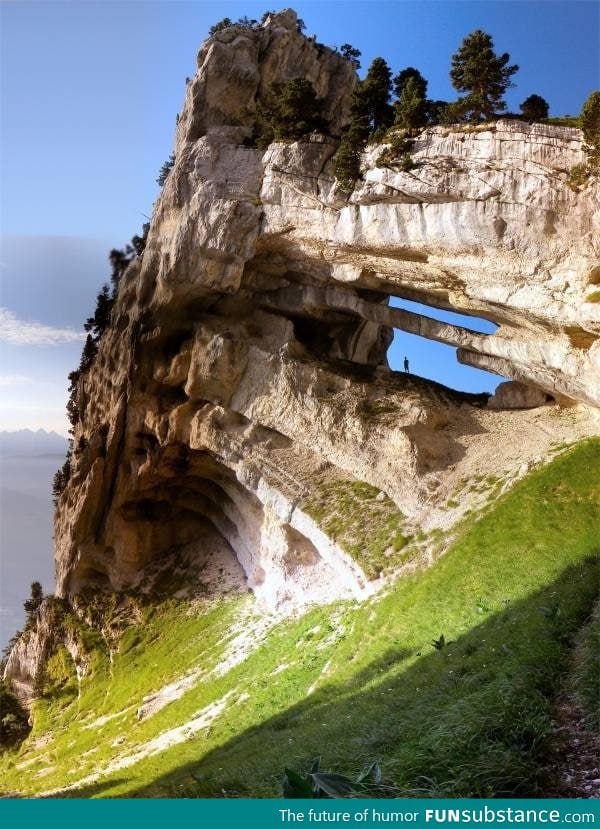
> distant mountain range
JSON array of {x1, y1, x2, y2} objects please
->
[{"x1": 0, "y1": 429, "x2": 68, "y2": 457}]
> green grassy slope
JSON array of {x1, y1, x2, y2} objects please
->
[{"x1": 1, "y1": 439, "x2": 598, "y2": 798}]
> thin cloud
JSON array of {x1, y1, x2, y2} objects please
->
[
  {"x1": 0, "y1": 307, "x2": 85, "y2": 346},
  {"x1": 0, "y1": 374, "x2": 31, "y2": 386}
]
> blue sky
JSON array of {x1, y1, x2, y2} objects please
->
[{"x1": 1, "y1": 1, "x2": 598, "y2": 434}]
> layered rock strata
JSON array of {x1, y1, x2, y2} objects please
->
[{"x1": 14, "y1": 10, "x2": 600, "y2": 649}]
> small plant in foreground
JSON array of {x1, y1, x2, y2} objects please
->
[
  {"x1": 282, "y1": 758, "x2": 382, "y2": 798},
  {"x1": 539, "y1": 603, "x2": 561, "y2": 620},
  {"x1": 431, "y1": 634, "x2": 454, "y2": 650}
]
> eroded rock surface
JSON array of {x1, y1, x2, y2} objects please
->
[
  {"x1": 54, "y1": 11, "x2": 599, "y2": 601},
  {"x1": 6, "y1": 12, "x2": 599, "y2": 702}
]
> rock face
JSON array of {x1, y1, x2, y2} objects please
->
[
  {"x1": 487, "y1": 380, "x2": 551, "y2": 410},
  {"x1": 3, "y1": 599, "x2": 89, "y2": 706},
  {"x1": 8, "y1": 9, "x2": 600, "y2": 680}
]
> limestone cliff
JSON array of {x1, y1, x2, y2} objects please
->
[{"x1": 6, "y1": 11, "x2": 600, "y2": 700}]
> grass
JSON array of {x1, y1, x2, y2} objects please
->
[
  {"x1": 301, "y1": 478, "x2": 411, "y2": 579},
  {"x1": 542, "y1": 116, "x2": 580, "y2": 128},
  {"x1": 586, "y1": 290, "x2": 600, "y2": 303},
  {"x1": 0, "y1": 439, "x2": 598, "y2": 798}
]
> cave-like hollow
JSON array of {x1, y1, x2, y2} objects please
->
[{"x1": 85, "y1": 441, "x2": 363, "y2": 608}]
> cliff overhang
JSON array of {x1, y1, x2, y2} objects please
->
[{"x1": 5, "y1": 12, "x2": 599, "y2": 704}]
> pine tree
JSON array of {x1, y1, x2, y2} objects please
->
[
  {"x1": 258, "y1": 79, "x2": 325, "y2": 143},
  {"x1": 393, "y1": 67, "x2": 428, "y2": 102},
  {"x1": 109, "y1": 248, "x2": 130, "y2": 288},
  {"x1": 208, "y1": 17, "x2": 232, "y2": 35},
  {"x1": 352, "y1": 57, "x2": 394, "y2": 133},
  {"x1": 79, "y1": 334, "x2": 99, "y2": 373},
  {"x1": 340, "y1": 43, "x2": 361, "y2": 68},
  {"x1": 332, "y1": 58, "x2": 392, "y2": 189},
  {"x1": 23, "y1": 582, "x2": 43, "y2": 617},
  {"x1": 449, "y1": 30, "x2": 518, "y2": 122},
  {"x1": 66, "y1": 367, "x2": 81, "y2": 430},
  {"x1": 84, "y1": 284, "x2": 113, "y2": 342},
  {"x1": 52, "y1": 442, "x2": 73, "y2": 505},
  {"x1": 65, "y1": 335, "x2": 98, "y2": 431},
  {"x1": 32, "y1": 662, "x2": 46, "y2": 699},
  {"x1": 235, "y1": 16, "x2": 258, "y2": 28},
  {"x1": 332, "y1": 121, "x2": 369, "y2": 189},
  {"x1": 395, "y1": 76, "x2": 428, "y2": 131},
  {"x1": 581, "y1": 91, "x2": 600, "y2": 166},
  {"x1": 156, "y1": 153, "x2": 175, "y2": 186},
  {"x1": 520, "y1": 94, "x2": 549, "y2": 121},
  {"x1": 131, "y1": 222, "x2": 150, "y2": 257},
  {"x1": 426, "y1": 99, "x2": 449, "y2": 125}
]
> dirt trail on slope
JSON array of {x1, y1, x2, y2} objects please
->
[{"x1": 542, "y1": 693, "x2": 600, "y2": 798}]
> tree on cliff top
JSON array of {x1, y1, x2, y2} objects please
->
[
  {"x1": 581, "y1": 90, "x2": 600, "y2": 166},
  {"x1": 393, "y1": 67, "x2": 428, "y2": 103},
  {"x1": 449, "y1": 30, "x2": 518, "y2": 121},
  {"x1": 395, "y1": 76, "x2": 429, "y2": 131},
  {"x1": 520, "y1": 94, "x2": 549, "y2": 121},
  {"x1": 255, "y1": 78, "x2": 325, "y2": 146},
  {"x1": 340, "y1": 43, "x2": 361, "y2": 69},
  {"x1": 352, "y1": 57, "x2": 394, "y2": 133},
  {"x1": 208, "y1": 17, "x2": 233, "y2": 35},
  {"x1": 23, "y1": 581, "x2": 44, "y2": 617}
]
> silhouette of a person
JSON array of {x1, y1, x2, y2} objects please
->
[{"x1": 403, "y1": 356, "x2": 409, "y2": 373}]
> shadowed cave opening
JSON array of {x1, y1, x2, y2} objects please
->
[
  {"x1": 387, "y1": 297, "x2": 508, "y2": 395},
  {"x1": 105, "y1": 445, "x2": 355, "y2": 607}
]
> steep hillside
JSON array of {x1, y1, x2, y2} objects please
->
[
  {"x1": 2, "y1": 10, "x2": 598, "y2": 800},
  {"x1": 1, "y1": 440, "x2": 598, "y2": 797}
]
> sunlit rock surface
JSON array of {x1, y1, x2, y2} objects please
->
[{"x1": 6, "y1": 12, "x2": 598, "y2": 707}]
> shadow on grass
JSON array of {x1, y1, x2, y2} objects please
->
[
  {"x1": 41, "y1": 779, "x2": 131, "y2": 799},
  {"x1": 59, "y1": 556, "x2": 598, "y2": 800}
]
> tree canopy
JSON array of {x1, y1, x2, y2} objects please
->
[
  {"x1": 393, "y1": 67, "x2": 428, "y2": 102},
  {"x1": 23, "y1": 581, "x2": 44, "y2": 617},
  {"x1": 0, "y1": 680, "x2": 30, "y2": 748},
  {"x1": 581, "y1": 90, "x2": 600, "y2": 166},
  {"x1": 256, "y1": 79, "x2": 325, "y2": 144},
  {"x1": 395, "y1": 75, "x2": 429, "y2": 131},
  {"x1": 340, "y1": 43, "x2": 361, "y2": 68},
  {"x1": 352, "y1": 57, "x2": 394, "y2": 133},
  {"x1": 156, "y1": 153, "x2": 175, "y2": 187},
  {"x1": 450, "y1": 29, "x2": 518, "y2": 121},
  {"x1": 520, "y1": 94, "x2": 549, "y2": 121}
]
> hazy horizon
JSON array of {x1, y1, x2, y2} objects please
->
[{"x1": 0, "y1": 429, "x2": 66, "y2": 649}]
